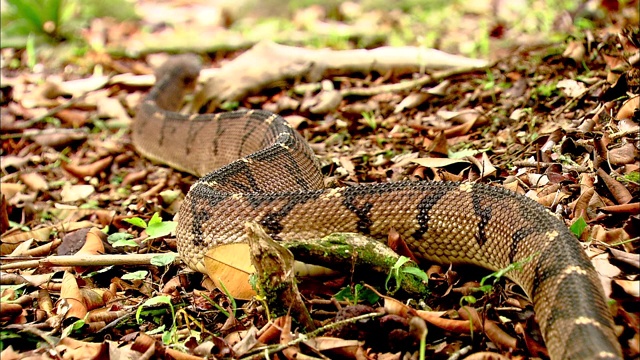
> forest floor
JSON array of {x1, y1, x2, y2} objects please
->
[{"x1": 1, "y1": 1, "x2": 639, "y2": 359}]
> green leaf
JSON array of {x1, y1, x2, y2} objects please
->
[
  {"x1": 334, "y1": 284, "x2": 378, "y2": 304},
  {"x1": 151, "y1": 253, "x2": 177, "y2": 267},
  {"x1": 111, "y1": 239, "x2": 139, "y2": 248},
  {"x1": 162, "y1": 327, "x2": 176, "y2": 345},
  {"x1": 61, "y1": 318, "x2": 85, "y2": 338},
  {"x1": 82, "y1": 265, "x2": 113, "y2": 278},
  {"x1": 385, "y1": 256, "x2": 411, "y2": 293},
  {"x1": 146, "y1": 221, "x2": 177, "y2": 240},
  {"x1": 461, "y1": 295, "x2": 477, "y2": 305},
  {"x1": 122, "y1": 270, "x2": 147, "y2": 281},
  {"x1": 356, "y1": 285, "x2": 380, "y2": 304},
  {"x1": 334, "y1": 286, "x2": 355, "y2": 302},
  {"x1": 107, "y1": 232, "x2": 134, "y2": 243},
  {"x1": 136, "y1": 295, "x2": 172, "y2": 324},
  {"x1": 570, "y1": 217, "x2": 588, "y2": 237},
  {"x1": 449, "y1": 148, "x2": 478, "y2": 159},
  {"x1": 124, "y1": 217, "x2": 147, "y2": 229},
  {"x1": 148, "y1": 212, "x2": 162, "y2": 226},
  {"x1": 402, "y1": 266, "x2": 429, "y2": 283},
  {"x1": 145, "y1": 324, "x2": 165, "y2": 335}
]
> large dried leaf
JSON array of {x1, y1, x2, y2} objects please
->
[{"x1": 203, "y1": 243, "x2": 255, "y2": 300}]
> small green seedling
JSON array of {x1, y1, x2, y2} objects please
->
[
  {"x1": 124, "y1": 212, "x2": 177, "y2": 240},
  {"x1": 334, "y1": 283, "x2": 380, "y2": 304},
  {"x1": 136, "y1": 295, "x2": 177, "y2": 345},
  {"x1": 385, "y1": 256, "x2": 429, "y2": 295}
]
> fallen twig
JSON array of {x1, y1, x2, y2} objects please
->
[{"x1": 0, "y1": 253, "x2": 174, "y2": 270}]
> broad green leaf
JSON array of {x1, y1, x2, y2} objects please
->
[
  {"x1": 385, "y1": 256, "x2": 412, "y2": 293},
  {"x1": 449, "y1": 148, "x2": 478, "y2": 159},
  {"x1": 570, "y1": 217, "x2": 588, "y2": 237},
  {"x1": 107, "y1": 232, "x2": 134, "y2": 243},
  {"x1": 123, "y1": 217, "x2": 147, "y2": 229},
  {"x1": 334, "y1": 287, "x2": 355, "y2": 301},
  {"x1": 151, "y1": 253, "x2": 177, "y2": 266},
  {"x1": 146, "y1": 221, "x2": 177, "y2": 240},
  {"x1": 403, "y1": 266, "x2": 429, "y2": 283},
  {"x1": 122, "y1": 270, "x2": 147, "y2": 280},
  {"x1": 148, "y1": 212, "x2": 162, "y2": 226},
  {"x1": 111, "y1": 239, "x2": 139, "y2": 248}
]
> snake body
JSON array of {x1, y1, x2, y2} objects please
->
[{"x1": 132, "y1": 55, "x2": 622, "y2": 360}]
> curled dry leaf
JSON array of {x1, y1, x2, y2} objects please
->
[
  {"x1": 609, "y1": 143, "x2": 638, "y2": 165},
  {"x1": 79, "y1": 288, "x2": 106, "y2": 311},
  {"x1": 572, "y1": 187, "x2": 595, "y2": 219},
  {"x1": 96, "y1": 97, "x2": 132, "y2": 125},
  {"x1": 600, "y1": 203, "x2": 640, "y2": 215},
  {"x1": 283, "y1": 115, "x2": 308, "y2": 129},
  {"x1": 591, "y1": 225, "x2": 630, "y2": 245},
  {"x1": 562, "y1": 40, "x2": 586, "y2": 62},
  {"x1": 597, "y1": 168, "x2": 633, "y2": 204},
  {"x1": 279, "y1": 313, "x2": 300, "y2": 360},
  {"x1": 60, "y1": 183, "x2": 95, "y2": 202},
  {"x1": 309, "y1": 81, "x2": 343, "y2": 114},
  {"x1": 0, "y1": 303, "x2": 23, "y2": 320},
  {"x1": 0, "y1": 183, "x2": 25, "y2": 201},
  {"x1": 1, "y1": 156, "x2": 30, "y2": 172},
  {"x1": 615, "y1": 96, "x2": 639, "y2": 120},
  {"x1": 302, "y1": 337, "x2": 364, "y2": 358},
  {"x1": 414, "y1": 309, "x2": 471, "y2": 334},
  {"x1": 614, "y1": 280, "x2": 640, "y2": 297},
  {"x1": 257, "y1": 317, "x2": 286, "y2": 343},
  {"x1": 230, "y1": 327, "x2": 261, "y2": 357},
  {"x1": 32, "y1": 129, "x2": 87, "y2": 148},
  {"x1": 19, "y1": 172, "x2": 48, "y2": 191},
  {"x1": 63, "y1": 156, "x2": 113, "y2": 179},
  {"x1": 74, "y1": 227, "x2": 107, "y2": 273},
  {"x1": 609, "y1": 248, "x2": 640, "y2": 268},
  {"x1": 423, "y1": 131, "x2": 448, "y2": 156},
  {"x1": 56, "y1": 109, "x2": 89, "y2": 127},
  {"x1": 557, "y1": 79, "x2": 587, "y2": 98},
  {"x1": 57, "y1": 76, "x2": 110, "y2": 97},
  {"x1": 0, "y1": 221, "x2": 93, "y2": 255},
  {"x1": 395, "y1": 92, "x2": 430, "y2": 113},
  {"x1": 458, "y1": 306, "x2": 518, "y2": 351},
  {"x1": 57, "y1": 271, "x2": 88, "y2": 321},
  {"x1": 8, "y1": 239, "x2": 33, "y2": 257},
  {"x1": 536, "y1": 190, "x2": 569, "y2": 208}
]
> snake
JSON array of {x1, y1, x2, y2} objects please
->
[{"x1": 131, "y1": 54, "x2": 622, "y2": 360}]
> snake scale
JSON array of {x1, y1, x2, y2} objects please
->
[{"x1": 132, "y1": 55, "x2": 622, "y2": 360}]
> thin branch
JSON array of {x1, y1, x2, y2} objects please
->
[{"x1": 0, "y1": 253, "x2": 176, "y2": 270}]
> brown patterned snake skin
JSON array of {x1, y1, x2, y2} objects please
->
[{"x1": 132, "y1": 55, "x2": 622, "y2": 360}]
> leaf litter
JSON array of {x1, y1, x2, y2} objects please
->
[{"x1": 1, "y1": 1, "x2": 639, "y2": 359}]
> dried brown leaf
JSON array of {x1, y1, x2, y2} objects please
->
[
  {"x1": 203, "y1": 243, "x2": 255, "y2": 300},
  {"x1": 58, "y1": 271, "x2": 88, "y2": 320},
  {"x1": 458, "y1": 306, "x2": 518, "y2": 350},
  {"x1": 609, "y1": 143, "x2": 638, "y2": 165},
  {"x1": 60, "y1": 184, "x2": 95, "y2": 202},
  {"x1": 597, "y1": 168, "x2": 633, "y2": 204},
  {"x1": 614, "y1": 279, "x2": 640, "y2": 297},
  {"x1": 63, "y1": 156, "x2": 113, "y2": 178},
  {"x1": 303, "y1": 337, "x2": 363, "y2": 358},
  {"x1": 615, "y1": 96, "x2": 639, "y2": 120}
]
